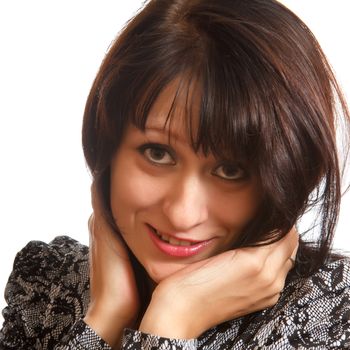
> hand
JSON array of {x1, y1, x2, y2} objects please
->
[
  {"x1": 84, "y1": 184, "x2": 139, "y2": 349},
  {"x1": 140, "y1": 227, "x2": 299, "y2": 339}
]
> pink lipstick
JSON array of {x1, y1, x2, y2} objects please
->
[{"x1": 147, "y1": 225, "x2": 213, "y2": 257}]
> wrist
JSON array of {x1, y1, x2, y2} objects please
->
[
  {"x1": 139, "y1": 288, "x2": 200, "y2": 339},
  {"x1": 84, "y1": 303, "x2": 135, "y2": 348}
]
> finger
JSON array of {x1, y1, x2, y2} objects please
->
[
  {"x1": 258, "y1": 292, "x2": 282, "y2": 310},
  {"x1": 239, "y1": 226, "x2": 298, "y2": 263},
  {"x1": 273, "y1": 226, "x2": 299, "y2": 253},
  {"x1": 265, "y1": 227, "x2": 299, "y2": 268},
  {"x1": 288, "y1": 257, "x2": 295, "y2": 268},
  {"x1": 233, "y1": 291, "x2": 282, "y2": 319},
  {"x1": 290, "y1": 241, "x2": 299, "y2": 261},
  {"x1": 270, "y1": 252, "x2": 296, "y2": 296},
  {"x1": 88, "y1": 214, "x2": 94, "y2": 234},
  {"x1": 281, "y1": 227, "x2": 299, "y2": 266},
  {"x1": 90, "y1": 211, "x2": 130, "y2": 261},
  {"x1": 90, "y1": 182, "x2": 103, "y2": 216}
]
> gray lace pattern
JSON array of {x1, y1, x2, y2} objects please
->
[{"x1": 0, "y1": 236, "x2": 349, "y2": 349}]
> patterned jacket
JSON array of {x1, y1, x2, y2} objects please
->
[{"x1": 0, "y1": 236, "x2": 349, "y2": 349}]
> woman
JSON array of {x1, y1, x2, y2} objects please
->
[{"x1": 1, "y1": 0, "x2": 349, "y2": 349}]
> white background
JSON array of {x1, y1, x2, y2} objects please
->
[{"x1": 0, "y1": 1, "x2": 349, "y2": 324}]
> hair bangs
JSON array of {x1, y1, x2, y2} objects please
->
[
  {"x1": 128, "y1": 43, "x2": 273, "y2": 175},
  {"x1": 82, "y1": 0, "x2": 350, "y2": 276}
]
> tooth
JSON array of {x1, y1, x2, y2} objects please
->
[
  {"x1": 161, "y1": 234, "x2": 170, "y2": 242},
  {"x1": 155, "y1": 229, "x2": 195, "y2": 246},
  {"x1": 154, "y1": 230, "x2": 167, "y2": 242},
  {"x1": 169, "y1": 237, "x2": 181, "y2": 245}
]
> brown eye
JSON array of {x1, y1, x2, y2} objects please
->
[
  {"x1": 141, "y1": 144, "x2": 176, "y2": 165},
  {"x1": 213, "y1": 164, "x2": 247, "y2": 181}
]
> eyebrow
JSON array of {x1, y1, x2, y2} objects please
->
[{"x1": 143, "y1": 125, "x2": 188, "y2": 143}]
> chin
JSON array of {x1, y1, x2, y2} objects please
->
[{"x1": 144, "y1": 261, "x2": 186, "y2": 284}]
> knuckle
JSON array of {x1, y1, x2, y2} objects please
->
[
  {"x1": 88, "y1": 215, "x2": 94, "y2": 232},
  {"x1": 267, "y1": 294, "x2": 281, "y2": 307},
  {"x1": 271, "y1": 279, "x2": 285, "y2": 295},
  {"x1": 259, "y1": 268, "x2": 275, "y2": 287},
  {"x1": 272, "y1": 293, "x2": 281, "y2": 304},
  {"x1": 247, "y1": 257, "x2": 264, "y2": 275}
]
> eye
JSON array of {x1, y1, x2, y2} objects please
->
[
  {"x1": 139, "y1": 143, "x2": 176, "y2": 165},
  {"x1": 213, "y1": 163, "x2": 247, "y2": 181}
]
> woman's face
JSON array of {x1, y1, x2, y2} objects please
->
[{"x1": 110, "y1": 81, "x2": 262, "y2": 283}]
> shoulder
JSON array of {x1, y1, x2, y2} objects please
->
[
  {"x1": 260, "y1": 258, "x2": 350, "y2": 348},
  {"x1": 287, "y1": 257, "x2": 350, "y2": 304},
  {"x1": 13, "y1": 235, "x2": 88, "y2": 266},
  {"x1": 1, "y1": 236, "x2": 90, "y2": 348},
  {"x1": 7, "y1": 235, "x2": 89, "y2": 290},
  {"x1": 220, "y1": 258, "x2": 350, "y2": 349},
  {"x1": 284, "y1": 257, "x2": 350, "y2": 320},
  {"x1": 6, "y1": 234, "x2": 90, "y2": 309}
]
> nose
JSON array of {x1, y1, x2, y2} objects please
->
[{"x1": 162, "y1": 174, "x2": 209, "y2": 231}]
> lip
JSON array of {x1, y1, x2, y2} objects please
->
[{"x1": 147, "y1": 225, "x2": 214, "y2": 257}]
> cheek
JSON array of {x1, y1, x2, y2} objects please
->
[
  {"x1": 212, "y1": 184, "x2": 261, "y2": 230},
  {"x1": 110, "y1": 163, "x2": 165, "y2": 218}
]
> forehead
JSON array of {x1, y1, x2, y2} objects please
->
[
  {"x1": 132, "y1": 74, "x2": 246, "y2": 163},
  {"x1": 144, "y1": 77, "x2": 201, "y2": 140}
]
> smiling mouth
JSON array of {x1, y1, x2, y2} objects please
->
[
  {"x1": 152, "y1": 228, "x2": 198, "y2": 246},
  {"x1": 147, "y1": 224, "x2": 214, "y2": 257}
]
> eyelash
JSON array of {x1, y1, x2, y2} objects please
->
[
  {"x1": 212, "y1": 163, "x2": 248, "y2": 181},
  {"x1": 138, "y1": 143, "x2": 176, "y2": 165},
  {"x1": 138, "y1": 143, "x2": 248, "y2": 181}
]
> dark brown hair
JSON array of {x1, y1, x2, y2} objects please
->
[{"x1": 82, "y1": 0, "x2": 349, "y2": 281}]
